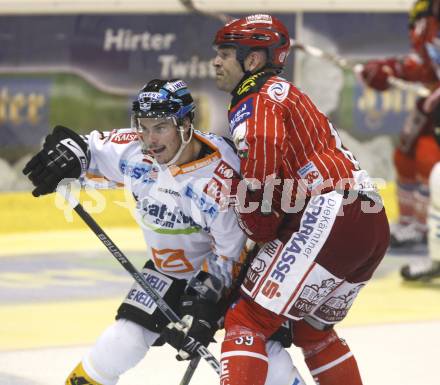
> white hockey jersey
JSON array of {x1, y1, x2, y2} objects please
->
[{"x1": 85, "y1": 128, "x2": 247, "y2": 287}]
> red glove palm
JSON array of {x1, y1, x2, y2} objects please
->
[{"x1": 360, "y1": 59, "x2": 400, "y2": 91}]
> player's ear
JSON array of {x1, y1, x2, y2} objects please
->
[
  {"x1": 183, "y1": 116, "x2": 192, "y2": 134},
  {"x1": 245, "y1": 50, "x2": 267, "y2": 72}
]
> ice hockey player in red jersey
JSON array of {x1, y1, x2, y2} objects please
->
[
  {"x1": 360, "y1": 0, "x2": 440, "y2": 253},
  {"x1": 209, "y1": 14, "x2": 390, "y2": 385},
  {"x1": 401, "y1": 87, "x2": 440, "y2": 281}
]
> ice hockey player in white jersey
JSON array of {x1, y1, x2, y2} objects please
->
[{"x1": 22, "y1": 78, "x2": 306, "y2": 385}]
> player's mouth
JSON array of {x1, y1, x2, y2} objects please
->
[{"x1": 149, "y1": 146, "x2": 166, "y2": 155}]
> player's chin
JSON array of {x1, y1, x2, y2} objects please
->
[
  {"x1": 152, "y1": 151, "x2": 171, "y2": 164},
  {"x1": 215, "y1": 76, "x2": 228, "y2": 91},
  {"x1": 153, "y1": 155, "x2": 167, "y2": 164}
]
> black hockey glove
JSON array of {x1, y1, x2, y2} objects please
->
[
  {"x1": 269, "y1": 321, "x2": 293, "y2": 348},
  {"x1": 22, "y1": 125, "x2": 90, "y2": 197},
  {"x1": 162, "y1": 272, "x2": 224, "y2": 361}
]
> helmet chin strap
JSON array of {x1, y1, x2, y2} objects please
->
[{"x1": 161, "y1": 123, "x2": 194, "y2": 167}]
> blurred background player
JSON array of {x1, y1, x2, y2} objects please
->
[
  {"x1": 22, "y1": 79, "x2": 305, "y2": 385},
  {"x1": 202, "y1": 13, "x2": 390, "y2": 385},
  {"x1": 360, "y1": 0, "x2": 440, "y2": 252},
  {"x1": 401, "y1": 91, "x2": 440, "y2": 280}
]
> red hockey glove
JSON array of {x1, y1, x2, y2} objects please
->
[
  {"x1": 233, "y1": 183, "x2": 284, "y2": 243},
  {"x1": 360, "y1": 59, "x2": 400, "y2": 91},
  {"x1": 235, "y1": 209, "x2": 282, "y2": 243}
]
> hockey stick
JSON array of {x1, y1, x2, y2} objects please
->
[
  {"x1": 179, "y1": 356, "x2": 201, "y2": 385},
  {"x1": 291, "y1": 39, "x2": 430, "y2": 97},
  {"x1": 56, "y1": 183, "x2": 221, "y2": 376},
  {"x1": 179, "y1": 0, "x2": 232, "y2": 23}
]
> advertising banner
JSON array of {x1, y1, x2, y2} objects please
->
[{"x1": 0, "y1": 14, "x2": 295, "y2": 161}]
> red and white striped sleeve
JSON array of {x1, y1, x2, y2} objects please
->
[{"x1": 241, "y1": 94, "x2": 286, "y2": 184}]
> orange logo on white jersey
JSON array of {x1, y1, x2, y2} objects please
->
[{"x1": 151, "y1": 248, "x2": 194, "y2": 273}]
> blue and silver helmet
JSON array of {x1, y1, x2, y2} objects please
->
[{"x1": 132, "y1": 79, "x2": 195, "y2": 124}]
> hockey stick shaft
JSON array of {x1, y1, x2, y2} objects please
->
[
  {"x1": 57, "y1": 183, "x2": 221, "y2": 376},
  {"x1": 179, "y1": 356, "x2": 201, "y2": 385},
  {"x1": 292, "y1": 39, "x2": 430, "y2": 97},
  {"x1": 180, "y1": 0, "x2": 232, "y2": 23}
]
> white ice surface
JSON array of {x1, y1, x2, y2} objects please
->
[{"x1": 1, "y1": 321, "x2": 439, "y2": 385}]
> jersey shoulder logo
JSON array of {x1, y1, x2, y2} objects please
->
[
  {"x1": 229, "y1": 97, "x2": 253, "y2": 134},
  {"x1": 111, "y1": 132, "x2": 138, "y2": 144},
  {"x1": 267, "y1": 81, "x2": 290, "y2": 102}
]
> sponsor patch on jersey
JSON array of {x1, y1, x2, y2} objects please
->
[
  {"x1": 232, "y1": 122, "x2": 249, "y2": 159},
  {"x1": 297, "y1": 161, "x2": 324, "y2": 190},
  {"x1": 247, "y1": 193, "x2": 344, "y2": 316},
  {"x1": 229, "y1": 98, "x2": 253, "y2": 133},
  {"x1": 137, "y1": 197, "x2": 202, "y2": 232},
  {"x1": 185, "y1": 184, "x2": 218, "y2": 219},
  {"x1": 214, "y1": 161, "x2": 240, "y2": 180},
  {"x1": 111, "y1": 132, "x2": 138, "y2": 144},
  {"x1": 288, "y1": 278, "x2": 340, "y2": 318},
  {"x1": 242, "y1": 240, "x2": 283, "y2": 295},
  {"x1": 313, "y1": 283, "x2": 364, "y2": 323},
  {"x1": 204, "y1": 177, "x2": 228, "y2": 207},
  {"x1": 119, "y1": 159, "x2": 153, "y2": 180},
  {"x1": 158, "y1": 187, "x2": 181, "y2": 197},
  {"x1": 267, "y1": 81, "x2": 290, "y2": 102},
  {"x1": 123, "y1": 268, "x2": 173, "y2": 314},
  {"x1": 243, "y1": 257, "x2": 268, "y2": 293}
]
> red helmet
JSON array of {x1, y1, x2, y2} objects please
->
[{"x1": 214, "y1": 14, "x2": 291, "y2": 72}]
